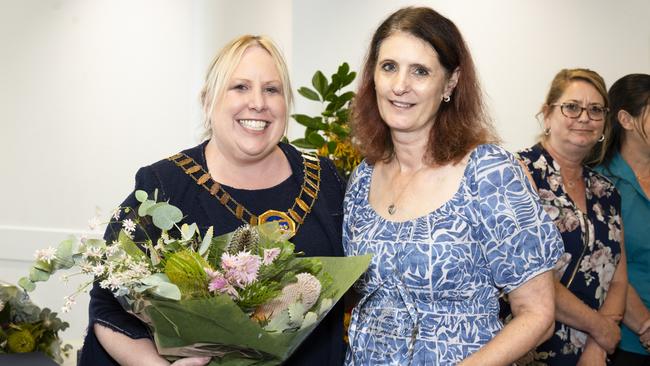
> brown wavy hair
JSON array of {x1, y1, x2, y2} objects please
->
[{"x1": 351, "y1": 7, "x2": 496, "y2": 165}]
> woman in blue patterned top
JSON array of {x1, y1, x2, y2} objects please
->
[
  {"x1": 343, "y1": 7, "x2": 563, "y2": 365},
  {"x1": 515, "y1": 69, "x2": 628, "y2": 365},
  {"x1": 596, "y1": 73, "x2": 650, "y2": 365}
]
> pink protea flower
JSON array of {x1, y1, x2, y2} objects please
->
[
  {"x1": 221, "y1": 251, "x2": 261, "y2": 288},
  {"x1": 262, "y1": 248, "x2": 281, "y2": 265}
]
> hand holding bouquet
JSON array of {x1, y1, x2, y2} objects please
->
[{"x1": 20, "y1": 190, "x2": 370, "y2": 365}]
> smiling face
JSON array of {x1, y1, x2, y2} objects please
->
[
  {"x1": 209, "y1": 45, "x2": 287, "y2": 162},
  {"x1": 544, "y1": 80, "x2": 606, "y2": 156},
  {"x1": 374, "y1": 31, "x2": 457, "y2": 137}
]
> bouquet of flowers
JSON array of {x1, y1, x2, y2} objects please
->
[
  {"x1": 0, "y1": 283, "x2": 71, "y2": 363},
  {"x1": 19, "y1": 190, "x2": 370, "y2": 365}
]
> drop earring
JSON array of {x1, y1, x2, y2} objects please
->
[{"x1": 544, "y1": 127, "x2": 551, "y2": 136}]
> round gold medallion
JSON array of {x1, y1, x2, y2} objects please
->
[{"x1": 258, "y1": 209, "x2": 296, "y2": 238}]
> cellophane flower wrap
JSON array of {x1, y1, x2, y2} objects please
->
[{"x1": 20, "y1": 190, "x2": 371, "y2": 365}]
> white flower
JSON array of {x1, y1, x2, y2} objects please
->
[
  {"x1": 34, "y1": 246, "x2": 57, "y2": 263},
  {"x1": 92, "y1": 264, "x2": 106, "y2": 277},
  {"x1": 62, "y1": 295, "x2": 76, "y2": 313},
  {"x1": 83, "y1": 246, "x2": 103, "y2": 259},
  {"x1": 111, "y1": 207, "x2": 122, "y2": 220},
  {"x1": 122, "y1": 219, "x2": 137, "y2": 234},
  {"x1": 88, "y1": 216, "x2": 102, "y2": 231}
]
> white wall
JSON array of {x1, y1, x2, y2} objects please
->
[{"x1": 1, "y1": 0, "x2": 649, "y2": 361}]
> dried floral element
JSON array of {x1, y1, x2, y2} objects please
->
[{"x1": 226, "y1": 225, "x2": 260, "y2": 254}]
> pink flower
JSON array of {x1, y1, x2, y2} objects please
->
[
  {"x1": 221, "y1": 251, "x2": 261, "y2": 288},
  {"x1": 262, "y1": 248, "x2": 281, "y2": 265},
  {"x1": 205, "y1": 267, "x2": 239, "y2": 299}
]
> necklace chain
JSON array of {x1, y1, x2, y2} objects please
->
[
  {"x1": 387, "y1": 163, "x2": 427, "y2": 215},
  {"x1": 168, "y1": 151, "x2": 321, "y2": 235}
]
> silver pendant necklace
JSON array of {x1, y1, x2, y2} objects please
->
[{"x1": 386, "y1": 163, "x2": 426, "y2": 215}]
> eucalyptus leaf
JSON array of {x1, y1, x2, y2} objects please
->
[
  {"x1": 135, "y1": 190, "x2": 148, "y2": 203},
  {"x1": 18, "y1": 277, "x2": 35, "y2": 292},
  {"x1": 146, "y1": 240, "x2": 161, "y2": 266},
  {"x1": 142, "y1": 274, "x2": 181, "y2": 300},
  {"x1": 181, "y1": 223, "x2": 198, "y2": 241},
  {"x1": 149, "y1": 203, "x2": 183, "y2": 231},
  {"x1": 54, "y1": 237, "x2": 76, "y2": 270},
  {"x1": 29, "y1": 267, "x2": 50, "y2": 282},
  {"x1": 138, "y1": 199, "x2": 156, "y2": 217},
  {"x1": 297, "y1": 87, "x2": 320, "y2": 101}
]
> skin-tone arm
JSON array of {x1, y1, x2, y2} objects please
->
[
  {"x1": 459, "y1": 271, "x2": 555, "y2": 366},
  {"x1": 623, "y1": 284, "x2": 650, "y2": 334},
  {"x1": 95, "y1": 324, "x2": 211, "y2": 366},
  {"x1": 564, "y1": 237, "x2": 627, "y2": 365}
]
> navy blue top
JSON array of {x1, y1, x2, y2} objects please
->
[{"x1": 79, "y1": 141, "x2": 346, "y2": 365}]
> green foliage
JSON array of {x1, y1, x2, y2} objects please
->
[
  {"x1": 291, "y1": 62, "x2": 362, "y2": 179},
  {"x1": 164, "y1": 250, "x2": 210, "y2": 299},
  {"x1": 0, "y1": 285, "x2": 70, "y2": 362}
]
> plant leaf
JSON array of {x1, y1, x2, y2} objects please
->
[
  {"x1": 290, "y1": 138, "x2": 316, "y2": 149},
  {"x1": 135, "y1": 190, "x2": 148, "y2": 203},
  {"x1": 264, "y1": 309, "x2": 292, "y2": 332},
  {"x1": 141, "y1": 273, "x2": 181, "y2": 300},
  {"x1": 198, "y1": 226, "x2": 213, "y2": 256},
  {"x1": 138, "y1": 199, "x2": 156, "y2": 217},
  {"x1": 18, "y1": 277, "x2": 35, "y2": 292},
  {"x1": 327, "y1": 141, "x2": 337, "y2": 154},
  {"x1": 29, "y1": 267, "x2": 50, "y2": 282},
  {"x1": 292, "y1": 114, "x2": 321, "y2": 129},
  {"x1": 300, "y1": 311, "x2": 318, "y2": 330},
  {"x1": 149, "y1": 202, "x2": 183, "y2": 231},
  {"x1": 119, "y1": 231, "x2": 147, "y2": 261},
  {"x1": 297, "y1": 87, "x2": 320, "y2": 101},
  {"x1": 311, "y1": 71, "x2": 328, "y2": 97},
  {"x1": 341, "y1": 72, "x2": 357, "y2": 88},
  {"x1": 306, "y1": 132, "x2": 326, "y2": 148}
]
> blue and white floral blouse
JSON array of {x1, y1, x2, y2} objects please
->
[
  {"x1": 518, "y1": 143, "x2": 622, "y2": 365},
  {"x1": 343, "y1": 144, "x2": 563, "y2": 365}
]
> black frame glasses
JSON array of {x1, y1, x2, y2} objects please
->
[{"x1": 550, "y1": 102, "x2": 609, "y2": 121}]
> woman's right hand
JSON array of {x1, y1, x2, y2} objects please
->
[
  {"x1": 590, "y1": 313, "x2": 622, "y2": 354},
  {"x1": 169, "y1": 357, "x2": 211, "y2": 366}
]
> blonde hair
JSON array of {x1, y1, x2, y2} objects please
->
[
  {"x1": 200, "y1": 35, "x2": 293, "y2": 139},
  {"x1": 539, "y1": 68, "x2": 610, "y2": 165}
]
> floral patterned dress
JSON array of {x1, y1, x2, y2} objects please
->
[
  {"x1": 517, "y1": 143, "x2": 622, "y2": 365},
  {"x1": 343, "y1": 144, "x2": 563, "y2": 365}
]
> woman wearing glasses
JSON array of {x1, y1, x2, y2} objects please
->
[{"x1": 514, "y1": 69, "x2": 628, "y2": 365}]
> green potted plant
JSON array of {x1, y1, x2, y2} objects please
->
[{"x1": 291, "y1": 63, "x2": 362, "y2": 179}]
